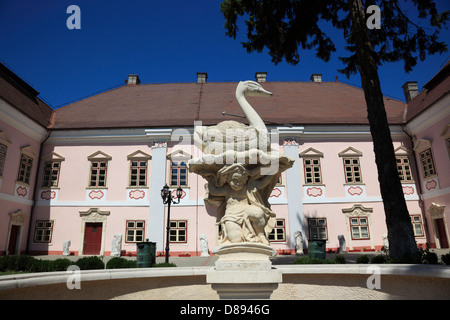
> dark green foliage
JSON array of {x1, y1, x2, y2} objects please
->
[
  {"x1": 106, "y1": 257, "x2": 137, "y2": 269},
  {"x1": 220, "y1": 0, "x2": 448, "y2": 74},
  {"x1": 15, "y1": 255, "x2": 37, "y2": 272},
  {"x1": 75, "y1": 256, "x2": 105, "y2": 270},
  {"x1": 418, "y1": 245, "x2": 439, "y2": 264},
  {"x1": 0, "y1": 255, "x2": 182, "y2": 273},
  {"x1": 0, "y1": 255, "x2": 74, "y2": 272},
  {"x1": 294, "y1": 256, "x2": 341, "y2": 264},
  {"x1": 370, "y1": 254, "x2": 390, "y2": 264},
  {"x1": 29, "y1": 259, "x2": 54, "y2": 273},
  {"x1": 0, "y1": 255, "x2": 16, "y2": 272},
  {"x1": 441, "y1": 252, "x2": 450, "y2": 265},
  {"x1": 152, "y1": 262, "x2": 177, "y2": 268},
  {"x1": 334, "y1": 254, "x2": 347, "y2": 264},
  {"x1": 52, "y1": 258, "x2": 73, "y2": 271},
  {"x1": 356, "y1": 255, "x2": 370, "y2": 264}
]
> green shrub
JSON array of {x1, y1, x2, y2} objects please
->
[
  {"x1": 419, "y1": 245, "x2": 439, "y2": 264},
  {"x1": 421, "y1": 251, "x2": 439, "y2": 264},
  {"x1": 294, "y1": 256, "x2": 337, "y2": 264},
  {"x1": 6, "y1": 255, "x2": 19, "y2": 271},
  {"x1": 152, "y1": 262, "x2": 177, "y2": 268},
  {"x1": 334, "y1": 254, "x2": 346, "y2": 264},
  {"x1": 0, "y1": 255, "x2": 38, "y2": 272},
  {"x1": 75, "y1": 256, "x2": 105, "y2": 270},
  {"x1": 0, "y1": 255, "x2": 109, "y2": 273},
  {"x1": 106, "y1": 257, "x2": 137, "y2": 269},
  {"x1": 370, "y1": 254, "x2": 389, "y2": 264},
  {"x1": 356, "y1": 255, "x2": 370, "y2": 264},
  {"x1": 29, "y1": 259, "x2": 51, "y2": 273},
  {"x1": 441, "y1": 252, "x2": 450, "y2": 265},
  {"x1": 0, "y1": 256, "x2": 14, "y2": 272},
  {"x1": 15, "y1": 255, "x2": 37, "y2": 272},
  {"x1": 52, "y1": 258, "x2": 74, "y2": 271}
]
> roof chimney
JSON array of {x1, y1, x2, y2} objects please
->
[
  {"x1": 127, "y1": 74, "x2": 140, "y2": 85},
  {"x1": 310, "y1": 74, "x2": 322, "y2": 82},
  {"x1": 402, "y1": 81, "x2": 419, "y2": 102},
  {"x1": 255, "y1": 72, "x2": 267, "y2": 83},
  {"x1": 197, "y1": 72, "x2": 208, "y2": 83}
]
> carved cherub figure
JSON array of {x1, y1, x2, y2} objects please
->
[{"x1": 202, "y1": 163, "x2": 278, "y2": 245}]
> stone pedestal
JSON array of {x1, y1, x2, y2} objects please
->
[{"x1": 206, "y1": 243, "x2": 282, "y2": 299}]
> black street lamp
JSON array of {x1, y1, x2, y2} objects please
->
[{"x1": 161, "y1": 183, "x2": 183, "y2": 263}]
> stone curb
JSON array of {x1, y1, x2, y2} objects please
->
[{"x1": 1, "y1": 264, "x2": 449, "y2": 291}]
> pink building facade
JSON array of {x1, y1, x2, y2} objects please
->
[
  {"x1": 1, "y1": 64, "x2": 448, "y2": 257},
  {"x1": 404, "y1": 64, "x2": 450, "y2": 250},
  {"x1": 0, "y1": 63, "x2": 53, "y2": 255}
]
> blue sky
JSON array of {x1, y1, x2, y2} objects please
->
[{"x1": 0, "y1": 0, "x2": 449, "y2": 108}]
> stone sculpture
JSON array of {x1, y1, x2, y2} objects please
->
[
  {"x1": 111, "y1": 234, "x2": 122, "y2": 257},
  {"x1": 194, "y1": 81, "x2": 272, "y2": 155},
  {"x1": 63, "y1": 240, "x2": 71, "y2": 256},
  {"x1": 200, "y1": 234, "x2": 210, "y2": 257},
  {"x1": 189, "y1": 81, "x2": 294, "y2": 246},
  {"x1": 338, "y1": 234, "x2": 347, "y2": 253},
  {"x1": 195, "y1": 80, "x2": 292, "y2": 299},
  {"x1": 382, "y1": 234, "x2": 389, "y2": 251},
  {"x1": 294, "y1": 231, "x2": 304, "y2": 255}
]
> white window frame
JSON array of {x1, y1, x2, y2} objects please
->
[
  {"x1": 125, "y1": 220, "x2": 146, "y2": 243},
  {"x1": 269, "y1": 219, "x2": 286, "y2": 242},
  {"x1": 169, "y1": 220, "x2": 187, "y2": 243}
]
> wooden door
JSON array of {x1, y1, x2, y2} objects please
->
[
  {"x1": 83, "y1": 222, "x2": 102, "y2": 255},
  {"x1": 8, "y1": 225, "x2": 20, "y2": 255},
  {"x1": 436, "y1": 218, "x2": 449, "y2": 248}
]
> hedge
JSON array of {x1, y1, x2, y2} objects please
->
[{"x1": 0, "y1": 255, "x2": 176, "y2": 273}]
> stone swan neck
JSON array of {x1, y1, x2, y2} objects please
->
[{"x1": 236, "y1": 81, "x2": 272, "y2": 133}]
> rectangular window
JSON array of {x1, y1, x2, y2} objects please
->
[
  {"x1": 89, "y1": 161, "x2": 107, "y2": 187},
  {"x1": 343, "y1": 157, "x2": 362, "y2": 184},
  {"x1": 303, "y1": 158, "x2": 322, "y2": 185},
  {"x1": 396, "y1": 156, "x2": 413, "y2": 183},
  {"x1": 411, "y1": 215, "x2": 424, "y2": 237},
  {"x1": 350, "y1": 217, "x2": 370, "y2": 240},
  {"x1": 419, "y1": 148, "x2": 436, "y2": 178},
  {"x1": 126, "y1": 220, "x2": 145, "y2": 242},
  {"x1": 308, "y1": 218, "x2": 328, "y2": 240},
  {"x1": 169, "y1": 220, "x2": 187, "y2": 243},
  {"x1": 170, "y1": 161, "x2": 188, "y2": 187},
  {"x1": 41, "y1": 161, "x2": 61, "y2": 187},
  {"x1": 0, "y1": 143, "x2": 7, "y2": 176},
  {"x1": 269, "y1": 219, "x2": 286, "y2": 242},
  {"x1": 17, "y1": 154, "x2": 33, "y2": 185},
  {"x1": 34, "y1": 220, "x2": 54, "y2": 243},
  {"x1": 129, "y1": 160, "x2": 147, "y2": 187}
]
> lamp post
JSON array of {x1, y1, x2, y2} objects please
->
[{"x1": 161, "y1": 183, "x2": 183, "y2": 263}]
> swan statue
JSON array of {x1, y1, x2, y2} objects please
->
[
  {"x1": 188, "y1": 80, "x2": 294, "y2": 246},
  {"x1": 194, "y1": 81, "x2": 272, "y2": 155}
]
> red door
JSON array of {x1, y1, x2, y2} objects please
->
[
  {"x1": 8, "y1": 225, "x2": 20, "y2": 255},
  {"x1": 83, "y1": 223, "x2": 102, "y2": 255},
  {"x1": 436, "y1": 219, "x2": 449, "y2": 248}
]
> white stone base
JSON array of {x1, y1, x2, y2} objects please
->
[{"x1": 206, "y1": 242, "x2": 282, "y2": 299}]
